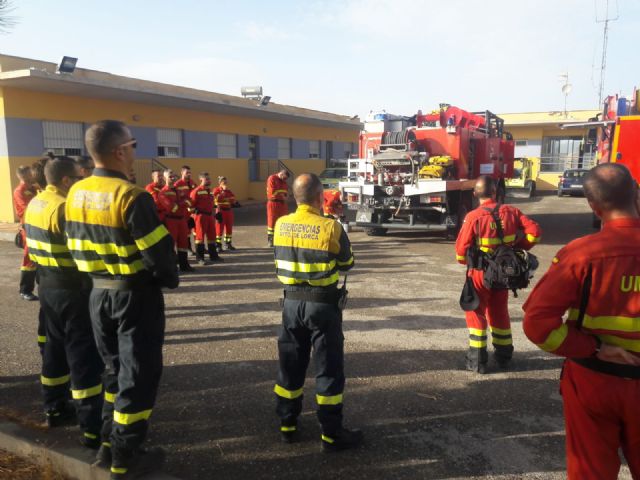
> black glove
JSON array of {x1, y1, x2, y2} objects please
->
[{"x1": 215, "y1": 212, "x2": 223, "y2": 223}]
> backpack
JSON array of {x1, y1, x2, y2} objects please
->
[{"x1": 480, "y1": 205, "x2": 538, "y2": 296}]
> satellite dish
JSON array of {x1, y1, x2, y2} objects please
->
[{"x1": 562, "y1": 84, "x2": 573, "y2": 95}]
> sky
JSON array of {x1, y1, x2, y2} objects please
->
[{"x1": 1, "y1": 0, "x2": 639, "y2": 118}]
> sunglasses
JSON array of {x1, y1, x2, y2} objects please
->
[{"x1": 119, "y1": 138, "x2": 137, "y2": 149}]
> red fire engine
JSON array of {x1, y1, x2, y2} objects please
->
[{"x1": 339, "y1": 105, "x2": 514, "y2": 236}]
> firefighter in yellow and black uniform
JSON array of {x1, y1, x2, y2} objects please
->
[
  {"x1": 24, "y1": 156, "x2": 104, "y2": 444},
  {"x1": 273, "y1": 173, "x2": 363, "y2": 452},
  {"x1": 65, "y1": 121, "x2": 179, "y2": 479}
]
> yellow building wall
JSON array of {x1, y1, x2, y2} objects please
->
[{"x1": 2, "y1": 88, "x2": 358, "y2": 142}]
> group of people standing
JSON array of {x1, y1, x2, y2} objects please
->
[{"x1": 144, "y1": 165, "x2": 239, "y2": 271}]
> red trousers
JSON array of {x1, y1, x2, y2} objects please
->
[
  {"x1": 267, "y1": 200, "x2": 288, "y2": 235},
  {"x1": 216, "y1": 209, "x2": 234, "y2": 243},
  {"x1": 465, "y1": 269, "x2": 512, "y2": 357},
  {"x1": 561, "y1": 360, "x2": 640, "y2": 479},
  {"x1": 194, "y1": 213, "x2": 215, "y2": 244},
  {"x1": 164, "y1": 217, "x2": 190, "y2": 251}
]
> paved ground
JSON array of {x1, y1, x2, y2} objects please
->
[{"x1": 0, "y1": 195, "x2": 632, "y2": 479}]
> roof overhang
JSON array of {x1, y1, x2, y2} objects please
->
[{"x1": 0, "y1": 68, "x2": 362, "y2": 131}]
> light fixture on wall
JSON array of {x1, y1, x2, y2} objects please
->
[
  {"x1": 56, "y1": 56, "x2": 78, "y2": 74},
  {"x1": 259, "y1": 96, "x2": 271, "y2": 107}
]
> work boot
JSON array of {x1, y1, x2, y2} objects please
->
[
  {"x1": 208, "y1": 244, "x2": 224, "y2": 262},
  {"x1": 178, "y1": 251, "x2": 195, "y2": 272},
  {"x1": 93, "y1": 442, "x2": 112, "y2": 469},
  {"x1": 267, "y1": 234, "x2": 274, "y2": 247},
  {"x1": 321, "y1": 428, "x2": 364, "y2": 452},
  {"x1": 20, "y1": 292, "x2": 38, "y2": 301},
  {"x1": 195, "y1": 243, "x2": 209, "y2": 265},
  {"x1": 110, "y1": 447, "x2": 165, "y2": 480},
  {"x1": 280, "y1": 423, "x2": 299, "y2": 444},
  {"x1": 225, "y1": 241, "x2": 237, "y2": 251},
  {"x1": 493, "y1": 345, "x2": 514, "y2": 370},
  {"x1": 465, "y1": 354, "x2": 488, "y2": 374},
  {"x1": 216, "y1": 241, "x2": 223, "y2": 253},
  {"x1": 45, "y1": 401, "x2": 76, "y2": 428}
]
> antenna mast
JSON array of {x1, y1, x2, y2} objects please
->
[{"x1": 596, "y1": 0, "x2": 619, "y2": 107}]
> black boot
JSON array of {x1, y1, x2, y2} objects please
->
[
  {"x1": 216, "y1": 240, "x2": 223, "y2": 253},
  {"x1": 494, "y1": 344, "x2": 514, "y2": 369},
  {"x1": 178, "y1": 251, "x2": 195, "y2": 272},
  {"x1": 110, "y1": 447, "x2": 165, "y2": 479},
  {"x1": 195, "y1": 243, "x2": 208, "y2": 266},
  {"x1": 225, "y1": 241, "x2": 236, "y2": 251},
  {"x1": 208, "y1": 244, "x2": 223, "y2": 262},
  {"x1": 321, "y1": 428, "x2": 364, "y2": 452},
  {"x1": 94, "y1": 442, "x2": 112, "y2": 468},
  {"x1": 45, "y1": 401, "x2": 76, "y2": 428},
  {"x1": 267, "y1": 234, "x2": 274, "y2": 247},
  {"x1": 465, "y1": 347, "x2": 488, "y2": 374},
  {"x1": 280, "y1": 422, "x2": 299, "y2": 444}
]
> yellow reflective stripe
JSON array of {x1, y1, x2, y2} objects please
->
[
  {"x1": 67, "y1": 238, "x2": 137, "y2": 257},
  {"x1": 84, "y1": 432, "x2": 98, "y2": 439},
  {"x1": 280, "y1": 426, "x2": 296, "y2": 432},
  {"x1": 479, "y1": 246, "x2": 492, "y2": 253},
  {"x1": 537, "y1": 324, "x2": 568, "y2": 352},
  {"x1": 72, "y1": 383, "x2": 102, "y2": 400},
  {"x1": 113, "y1": 409, "x2": 152, "y2": 425},
  {"x1": 73, "y1": 258, "x2": 145, "y2": 275},
  {"x1": 102, "y1": 442, "x2": 111, "y2": 448},
  {"x1": 26, "y1": 238, "x2": 68, "y2": 253},
  {"x1": 111, "y1": 467, "x2": 128, "y2": 474},
  {"x1": 456, "y1": 254, "x2": 466, "y2": 261},
  {"x1": 134, "y1": 224, "x2": 169, "y2": 251},
  {"x1": 316, "y1": 394, "x2": 343, "y2": 405},
  {"x1": 38, "y1": 335, "x2": 47, "y2": 343},
  {"x1": 490, "y1": 326, "x2": 511, "y2": 336},
  {"x1": 104, "y1": 391, "x2": 116, "y2": 403},
  {"x1": 492, "y1": 337, "x2": 513, "y2": 346},
  {"x1": 277, "y1": 274, "x2": 340, "y2": 287},
  {"x1": 598, "y1": 334, "x2": 640, "y2": 353},
  {"x1": 273, "y1": 189, "x2": 287, "y2": 194},
  {"x1": 552, "y1": 257, "x2": 560, "y2": 264},
  {"x1": 469, "y1": 339, "x2": 487, "y2": 348},
  {"x1": 275, "y1": 259, "x2": 336, "y2": 273},
  {"x1": 321, "y1": 434, "x2": 335, "y2": 444},
  {"x1": 477, "y1": 234, "x2": 516, "y2": 246},
  {"x1": 526, "y1": 234, "x2": 541, "y2": 244},
  {"x1": 20, "y1": 265, "x2": 37, "y2": 271},
  {"x1": 568, "y1": 308, "x2": 640, "y2": 333},
  {"x1": 41, "y1": 374, "x2": 70, "y2": 386},
  {"x1": 336, "y1": 256, "x2": 354, "y2": 267},
  {"x1": 30, "y1": 254, "x2": 76, "y2": 268},
  {"x1": 196, "y1": 191, "x2": 209, "y2": 195},
  {"x1": 468, "y1": 328, "x2": 487, "y2": 337},
  {"x1": 274, "y1": 384, "x2": 303, "y2": 399}
]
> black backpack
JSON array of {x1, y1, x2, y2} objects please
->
[{"x1": 480, "y1": 205, "x2": 538, "y2": 296}]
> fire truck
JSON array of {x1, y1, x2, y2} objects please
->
[{"x1": 339, "y1": 105, "x2": 514, "y2": 236}]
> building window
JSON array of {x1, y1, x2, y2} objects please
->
[
  {"x1": 278, "y1": 138, "x2": 291, "y2": 160},
  {"x1": 157, "y1": 128, "x2": 182, "y2": 157},
  {"x1": 43, "y1": 121, "x2": 84, "y2": 156},
  {"x1": 309, "y1": 140, "x2": 320, "y2": 158},
  {"x1": 218, "y1": 133, "x2": 237, "y2": 158},
  {"x1": 515, "y1": 140, "x2": 528, "y2": 147},
  {"x1": 540, "y1": 136, "x2": 585, "y2": 172}
]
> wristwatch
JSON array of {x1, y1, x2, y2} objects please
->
[{"x1": 593, "y1": 336, "x2": 602, "y2": 355}]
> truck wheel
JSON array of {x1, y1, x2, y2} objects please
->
[
  {"x1": 526, "y1": 181, "x2": 536, "y2": 198},
  {"x1": 365, "y1": 227, "x2": 388, "y2": 236}
]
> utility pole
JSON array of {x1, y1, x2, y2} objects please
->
[{"x1": 596, "y1": 0, "x2": 619, "y2": 107}]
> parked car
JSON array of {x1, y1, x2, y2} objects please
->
[
  {"x1": 319, "y1": 168, "x2": 348, "y2": 190},
  {"x1": 557, "y1": 169, "x2": 589, "y2": 196}
]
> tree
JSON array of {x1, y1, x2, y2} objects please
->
[{"x1": 0, "y1": 0, "x2": 16, "y2": 34}]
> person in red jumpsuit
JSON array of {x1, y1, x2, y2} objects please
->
[
  {"x1": 13, "y1": 165, "x2": 39, "y2": 301},
  {"x1": 266, "y1": 169, "x2": 290, "y2": 247},
  {"x1": 174, "y1": 165, "x2": 196, "y2": 255},
  {"x1": 145, "y1": 169, "x2": 165, "y2": 220},
  {"x1": 455, "y1": 175, "x2": 541, "y2": 373},
  {"x1": 158, "y1": 170, "x2": 195, "y2": 272},
  {"x1": 523, "y1": 163, "x2": 640, "y2": 480},
  {"x1": 189, "y1": 172, "x2": 222, "y2": 264},
  {"x1": 214, "y1": 176, "x2": 239, "y2": 251},
  {"x1": 323, "y1": 189, "x2": 344, "y2": 219}
]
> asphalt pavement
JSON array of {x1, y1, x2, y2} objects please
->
[{"x1": 0, "y1": 195, "x2": 632, "y2": 479}]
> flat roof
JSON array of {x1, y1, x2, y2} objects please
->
[
  {"x1": 499, "y1": 110, "x2": 600, "y2": 126},
  {"x1": 0, "y1": 54, "x2": 361, "y2": 130}
]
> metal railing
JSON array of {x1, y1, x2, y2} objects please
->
[{"x1": 539, "y1": 154, "x2": 597, "y2": 173}]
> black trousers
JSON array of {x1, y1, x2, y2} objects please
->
[
  {"x1": 39, "y1": 287, "x2": 104, "y2": 436},
  {"x1": 20, "y1": 269, "x2": 36, "y2": 294},
  {"x1": 89, "y1": 285, "x2": 165, "y2": 461},
  {"x1": 275, "y1": 298, "x2": 345, "y2": 436}
]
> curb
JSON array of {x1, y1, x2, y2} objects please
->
[{"x1": 0, "y1": 420, "x2": 180, "y2": 480}]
